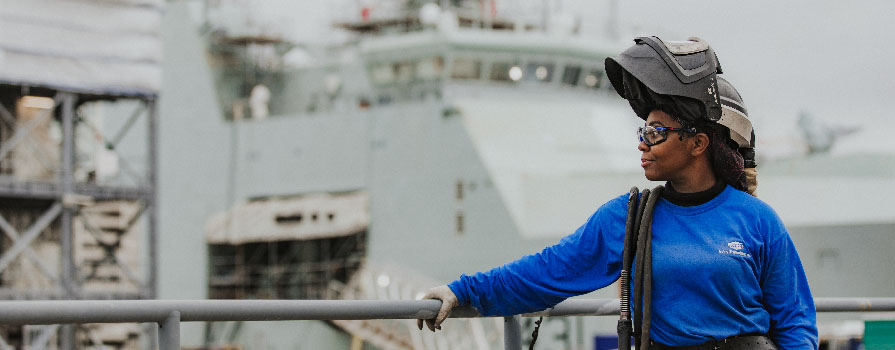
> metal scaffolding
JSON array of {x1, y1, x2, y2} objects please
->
[{"x1": 0, "y1": 88, "x2": 158, "y2": 350}]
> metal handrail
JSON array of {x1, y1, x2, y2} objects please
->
[{"x1": 0, "y1": 298, "x2": 893, "y2": 350}]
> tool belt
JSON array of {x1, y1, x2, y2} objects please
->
[{"x1": 649, "y1": 335, "x2": 777, "y2": 350}]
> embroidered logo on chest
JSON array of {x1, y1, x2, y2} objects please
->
[{"x1": 719, "y1": 241, "x2": 751, "y2": 258}]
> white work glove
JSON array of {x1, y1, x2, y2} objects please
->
[{"x1": 416, "y1": 285, "x2": 459, "y2": 332}]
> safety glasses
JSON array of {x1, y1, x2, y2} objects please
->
[{"x1": 637, "y1": 125, "x2": 696, "y2": 146}]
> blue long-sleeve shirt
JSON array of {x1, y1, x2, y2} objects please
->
[{"x1": 448, "y1": 185, "x2": 817, "y2": 350}]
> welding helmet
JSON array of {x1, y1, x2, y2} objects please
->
[
  {"x1": 605, "y1": 36, "x2": 722, "y2": 122},
  {"x1": 715, "y1": 76, "x2": 754, "y2": 149},
  {"x1": 605, "y1": 36, "x2": 753, "y2": 149}
]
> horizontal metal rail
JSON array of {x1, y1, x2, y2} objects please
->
[
  {"x1": 0, "y1": 298, "x2": 892, "y2": 350},
  {"x1": 0, "y1": 179, "x2": 149, "y2": 201}
]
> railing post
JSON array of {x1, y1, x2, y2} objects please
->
[
  {"x1": 60, "y1": 325, "x2": 76, "y2": 350},
  {"x1": 158, "y1": 311, "x2": 180, "y2": 350},
  {"x1": 504, "y1": 315, "x2": 522, "y2": 350},
  {"x1": 60, "y1": 92, "x2": 77, "y2": 350}
]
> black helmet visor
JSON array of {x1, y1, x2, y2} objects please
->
[{"x1": 605, "y1": 37, "x2": 723, "y2": 123}]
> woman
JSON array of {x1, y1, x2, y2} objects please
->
[{"x1": 416, "y1": 37, "x2": 817, "y2": 350}]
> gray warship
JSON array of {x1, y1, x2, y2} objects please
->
[
  {"x1": 0, "y1": 0, "x2": 893, "y2": 349},
  {"x1": 161, "y1": 1, "x2": 895, "y2": 348}
]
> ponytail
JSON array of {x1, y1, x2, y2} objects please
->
[
  {"x1": 739, "y1": 147, "x2": 758, "y2": 196},
  {"x1": 743, "y1": 167, "x2": 758, "y2": 196}
]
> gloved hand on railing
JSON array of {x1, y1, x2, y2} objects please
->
[{"x1": 416, "y1": 285, "x2": 459, "y2": 332}]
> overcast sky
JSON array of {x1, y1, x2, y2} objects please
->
[{"x1": 575, "y1": 0, "x2": 895, "y2": 155}]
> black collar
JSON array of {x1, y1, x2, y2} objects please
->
[{"x1": 662, "y1": 180, "x2": 726, "y2": 207}]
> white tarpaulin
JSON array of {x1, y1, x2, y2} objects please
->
[
  {"x1": 205, "y1": 191, "x2": 369, "y2": 245},
  {"x1": 0, "y1": 0, "x2": 163, "y2": 97}
]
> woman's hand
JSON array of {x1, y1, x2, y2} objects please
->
[{"x1": 416, "y1": 285, "x2": 459, "y2": 332}]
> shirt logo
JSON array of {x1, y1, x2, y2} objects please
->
[{"x1": 719, "y1": 241, "x2": 751, "y2": 258}]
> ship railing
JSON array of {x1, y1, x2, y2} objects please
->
[{"x1": 0, "y1": 298, "x2": 893, "y2": 350}]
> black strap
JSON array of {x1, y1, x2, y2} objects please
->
[{"x1": 528, "y1": 316, "x2": 543, "y2": 350}]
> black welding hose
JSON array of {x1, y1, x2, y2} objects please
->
[
  {"x1": 618, "y1": 187, "x2": 640, "y2": 350},
  {"x1": 632, "y1": 188, "x2": 650, "y2": 349},
  {"x1": 621, "y1": 187, "x2": 640, "y2": 315},
  {"x1": 634, "y1": 186, "x2": 663, "y2": 350}
]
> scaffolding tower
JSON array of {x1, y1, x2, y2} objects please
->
[
  {"x1": 0, "y1": 0, "x2": 162, "y2": 349},
  {"x1": 0, "y1": 84, "x2": 159, "y2": 350}
]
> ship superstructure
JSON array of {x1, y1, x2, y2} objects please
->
[
  {"x1": 178, "y1": 1, "x2": 646, "y2": 348},
  {"x1": 1, "y1": 0, "x2": 888, "y2": 349}
]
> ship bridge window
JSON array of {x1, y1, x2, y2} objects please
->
[
  {"x1": 369, "y1": 61, "x2": 415, "y2": 85},
  {"x1": 370, "y1": 63, "x2": 395, "y2": 84},
  {"x1": 490, "y1": 62, "x2": 522, "y2": 82},
  {"x1": 583, "y1": 69, "x2": 604, "y2": 89},
  {"x1": 561, "y1": 65, "x2": 582, "y2": 86},
  {"x1": 450, "y1": 57, "x2": 482, "y2": 80},
  {"x1": 416, "y1": 56, "x2": 444, "y2": 80},
  {"x1": 524, "y1": 63, "x2": 555, "y2": 83},
  {"x1": 394, "y1": 61, "x2": 414, "y2": 83},
  {"x1": 275, "y1": 213, "x2": 303, "y2": 224}
]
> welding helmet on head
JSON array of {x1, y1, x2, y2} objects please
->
[
  {"x1": 715, "y1": 76, "x2": 754, "y2": 149},
  {"x1": 606, "y1": 36, "x2": 723, "y2": 123},
  {"x1": 605, "y1": 36, "x2": 753, "y2": 150}
]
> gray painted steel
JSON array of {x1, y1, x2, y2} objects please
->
[
  {"x1": 61, "y1": 92, "x2": 77, "y2": 350},
  {"x1": 0, "y1": 214, "x2": 57, "y2": 281},
  {"x1": 0, "y1": 91, "x2": 159, "y2": 346},
  {"x1": 0, "y1": 298, "x2": 892, "y2": 325},
  {"x1": 61, "y1": 92, "x2": 76, "y2": 299},
  {"x1": 0, "y1": 180, "x2": 148, "y2": 200},
  {"x1": 504, "y1": 316, "x2": 522, "y2": 350},
  {"x1": 0, "y1": 300, "x2": 440, "y2": 325},
  {"x1": 147, "y1": 98, "x2": 159, "y2": 299},
  {"x1": 159, "y1": 312, "x2": 180, "y2": 350},
  {"x1": 0, "y1": 202, "x2": 62, "y2": 273},
  {"x1": 0, "y1": 298, "x2": 892, "y2": 350}
]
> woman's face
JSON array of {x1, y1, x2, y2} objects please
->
[{"x1": 638, "y1": 110, "x2": 696, "y2": 182}]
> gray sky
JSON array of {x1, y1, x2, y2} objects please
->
[{"x1": 577, "y1": 0, "x2": 895, "y2": 154}]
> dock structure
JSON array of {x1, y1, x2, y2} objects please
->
[{"x1": 0, "y1": 0, "x2": 162, "y2": 348}]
